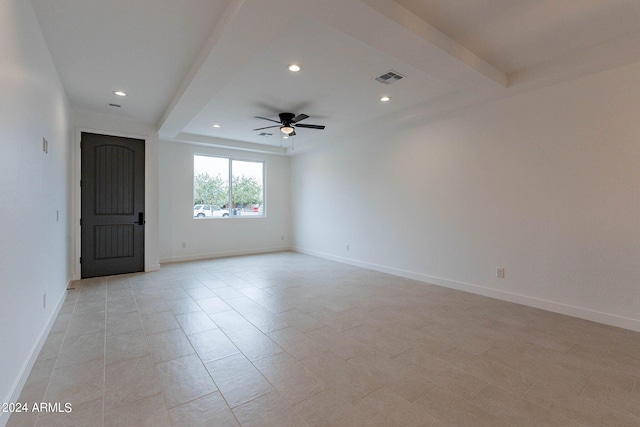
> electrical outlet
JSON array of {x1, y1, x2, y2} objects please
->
[
  {"x1": 43, "y1": 293, "x2": 46, "y2": 309},
  {"x1": 181, "y1": 242, "x2": 186, "y2": 249},
  {"x1": 497, "y1": 268, "x2": 505, "y2": 279},
  {"x1": 42, "y1": 137, "x2": 48, "y2": 153}
]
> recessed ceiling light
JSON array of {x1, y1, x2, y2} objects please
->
[
  {"x1": 380, "y1": 96, "x2": 391, "y2": 102},
  {"x1": 288, "y1": 64, "x2": 301, "y2": 72},
  {"x1": 114, "y1": 91, "x2": 127, "y2": 97},
  {"x1": 212, "y1": 124, "x2": 221, "y2": 128}
]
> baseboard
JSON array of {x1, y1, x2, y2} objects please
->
[
  {"x1": 0, "y1": 280, "x2": 68, "y2": 427},
  {"x1": 159, "y1": 245, "x2": 291, "y2": 265},
  {"x1": 145, "y1": 263, "x2": 161, "y2": 272},
  {"x1": 293, "y1": 246, "x2": 640, "y2": 333}
]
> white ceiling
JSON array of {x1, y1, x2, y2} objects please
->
[{"x1": 32, "y1": 0, "x2": 640, "y2": 154}]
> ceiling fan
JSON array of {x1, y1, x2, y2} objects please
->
[{"x1": 253, "y1": 112, "x2": 325, "y2": 136}]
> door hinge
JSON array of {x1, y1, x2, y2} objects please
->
[
  {"x1": 79, "y1": 218, "x2": 82, "y2": 226},
  {"x1": 79, "y1": 180, "x2": 82, "y2": 187},
  {"x1": 79, "y1": 257, "x2": 82, "y2": 264}
]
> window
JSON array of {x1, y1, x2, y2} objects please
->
[{"x1": 193, "y1": 155, "x2": 264, "y2": 218}]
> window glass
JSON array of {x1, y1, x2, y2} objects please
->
[
  {"x1": 231, "y1": 160, "x2": 264, "y2": 216},
  {"x1": 193, "y1": 155, "x2": 264, "y2": 218}
]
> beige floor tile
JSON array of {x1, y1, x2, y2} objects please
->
[
  {"x1": 277, "y1": 309, "x2": 326, "y2": 333},
  {"x1": 209, "y1": 310, "x2": 257, "y2": 334},
  {"x1": 106, "y1": 310, "x2": 143, "y2": 336},
  {"x1": 155, "y1": 354, "x2": 217, "y2": 408},
  {"x1": 140, "y1": 311, "x2": 179, "y2": 336},
  {"x1": 195, "y1": 296, "x2": 233, "y2": 315},
  {"x1": 13, "y1": 252, "x2": 640, "y2": 426},
  {"x1": 146, "y1": 328, "x2": 195, "y2": 363},
  {"x1": 226, "y1": 328, "x2": 284, "y2": 362},
  {"x1": 302, "y1": 351, "x2": 382, "y2": 403},
  {"x1": 293, "y1": 388, "x2": 381, "y2": 427},
  {"x1": 65, "y1": 310, "x2": 105, "y2": 337},
  {"x1": 205, "y1": 353, "x2": 274, "y2": 408},
  {"x1": 175, "y1": 310, "x2": 217, "y2": 334},
  {"x1": 304, "y1": 326, "x2": 371, "y2": 360},
  {"x1": 232, "y1": 391, "x2": 307, "y2": 427},
  {"x1": 212, "y1": 286, "x2": 245, "y2": 300},
  {"x1": 267, "y1": 327, "x2": 326, "y2": 360},
  {"x1": 414, "y1": 385, "x2": 511, "y2": 426},
  {"x1": 160, "y1": 287, "x2": 191, "y2": 301},
  {"x1": 104, "y1": 392, "x2": 170, "y2": 427},
  {"x1": 392, "y1": 348, "x2": 488, "y2": 399},
  {"x1": 104, "y1": 355, "x2": 161, "y2": 411},
  {"x1": 438, "y1": 346, "x2": 537, "y2": 396},
  {"x1": 36, "y1": 332, "x2": 65, "y2": 362},
  {"x1": 188, "y1": 328, "x2": 239, "y2": 363},
  {"x1": 36, "y1": 397, "x2": 103, "y2": 427},
  {"x1": 471, "y1": 383, "x2": 580, "y2": 426},
  {"x1": 17, "y1": 358, "x2": 56, "y2": 404},
  {"x1": 524, "y1": 378, "x2": 640, "y2": 426},
  {"x1": 135, "y1": 296, "x2": 170, "y2": 315},
  {"x1": 168, "y1": 391, "x2": 239, "y2": 427},
  {"x1": 5, "y1": 411, "x2": 38, "y2": 427},
  {"x1": 49, "y1": 312, "x2": 72, "y2": 334},
  {"x1": 343, "y1": 324, "x2": 413, "y2": 357},
  {"x1": 349, "y1": 350, "x2": 437, "y2": 402},
  {"x1": 45, "y1": 359, "x2": 104, "y2": 406},
  {"x1": 105, "y1": 328, "x2": 150, "y2": 365},
  {"x1": 165, "y1": 297, "x2": 202, "y2": 315},
  {"x1": 185, "y1": 286, "x2": 217, "y2": 300},
  {"x1": 354, "y1": 387, "x2": 442, "y2": 426},
  {"x1": 55, "y1": 332, "x2": 105, "y2": 368},
  {"x1": 254, "y1": 351, "x2": 326, "y2": 404}
]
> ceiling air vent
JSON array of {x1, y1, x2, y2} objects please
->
[
  {"x1": 259, "y1": 132, "x2": 272, "y2": 137},
  {"x1": 375, "y1": 70, "x2": 405, "y2": 85},
  {"x1": 107, "y1": 103, "x2": 121, "y2": 108}
]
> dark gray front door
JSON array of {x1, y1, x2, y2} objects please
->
[{"x1": 81, "y1": 132, "x2": 145, "y2": 278}]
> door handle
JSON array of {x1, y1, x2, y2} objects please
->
[{"x1": 135, "y1": 212, "x2": 144, "y2": 225}]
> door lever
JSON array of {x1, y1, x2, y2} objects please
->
[{"x1": 135, "y1": 212, "x2": 144, "y2": 225}]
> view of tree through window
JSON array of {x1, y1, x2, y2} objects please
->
[{"x1": 193, "y1": 155, "x2": 264, "y2": 218}]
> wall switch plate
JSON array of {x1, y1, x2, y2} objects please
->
[
  {"x1": 497, "y1": 268, "x2": 505, "y2": 279},
  {"x1": 42, "y1": 137, "x2": 48, "y2": 153}
]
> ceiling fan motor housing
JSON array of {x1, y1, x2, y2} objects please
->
[{"x1": 279, "y1": 112, "x2": 295, "y2": 125}]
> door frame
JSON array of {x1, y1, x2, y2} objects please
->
[{"x1": 73, "y1": 127, "x2": 151, "y2": 280}]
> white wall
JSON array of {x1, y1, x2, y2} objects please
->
[
  {"x1": 0, "y1": 0, "x2": 72, "y2": 419},
  {"x1": 72, "y1": 109, "x2": 161, "y2": 275},
  {"x1": 291, "y1": 61, "x2": 640, "y2": 331},
  {"x1": 159, "y1": 141, "x2": 290, "y2": 263}
]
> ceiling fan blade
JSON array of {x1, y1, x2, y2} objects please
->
[
  {"x1": 254, "y1": 116, "x2": 281, "y2": 124},
  {"x1": 295, "y1": 123, "x2": 325, "y2": 130},
  {"x1": 285, "y1": 130, "x2": 297, "y2": 137},
  {"x1": 253, "y1": 125, "x2": 279, "y2": 131},
  {"x1": 291, "y1": 114, "x2": 309, "y2": 123}
]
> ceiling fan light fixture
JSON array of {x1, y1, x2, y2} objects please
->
[
  {"x1": 280, "y1": 125, "x2": 294, "y2": 134},
  {"x1": 288, "y1": 64, "x2": 301, "y2": 72}
]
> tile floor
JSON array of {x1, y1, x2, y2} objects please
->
[{"x1": 7, "y1": 251, "x2": 640, "y2": 426}]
